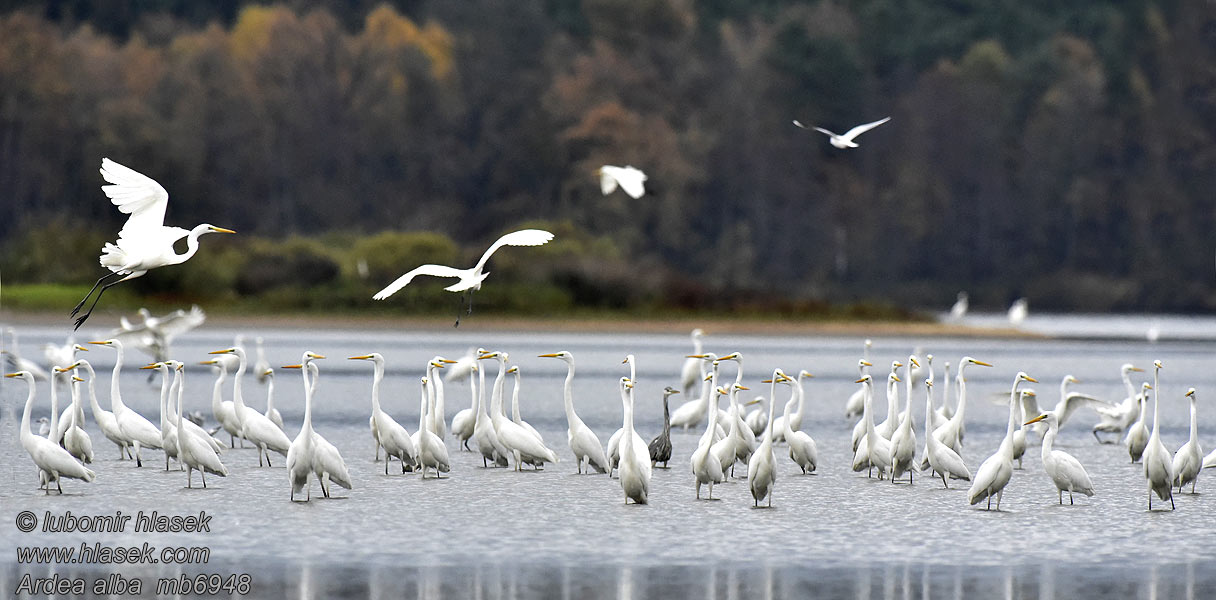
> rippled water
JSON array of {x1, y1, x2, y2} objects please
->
[{"x1": 2, "y1": 320, "x2": 1215, "y2": 598}]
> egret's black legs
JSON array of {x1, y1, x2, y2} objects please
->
[
  {"x1": 73, "y1": 279, "x2": 125, "y2": 330},
  {"x1": 71, "y1": 272, "x2": 122, "y2": 317}
]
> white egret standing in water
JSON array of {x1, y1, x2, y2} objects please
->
[
  {"x1": 748, "y1": 369, "x2": 782, "y2": 507},
  {"x1": 1171, "y1": 388, "x2": 1203, "y2": 494},
  {"x1": 968, "y1": 372, "x2": 1037, "y2": 510},
  {"x1": 9, "y1": 371, "x2": 95, "y2": 493},
  {"x1": 540, "y1": 351, "x2": 610, "y2": 474},
  {"x1": 1024, "y1": 411, "x2": 1095, "y2": 505},
  {"x1": 1143, "y1": 361, "x2": 1174, "y2": 510}
]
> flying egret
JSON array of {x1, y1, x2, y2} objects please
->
[
  {"x1": 1144, "y1": 361, "x2": 1174, "y2": 510},
  {"x1": 9, "y1": 371, "x2": 95, "y2": 493},
  {"x1": 209, "y1": 347, "x2": 289, "y2": 467},
  {"x1": 71, "y1": 159, "x2": 234, "y2": 329},
  {"x1": 170, "y1": 363, "x2": 227, "y2": 489},
  {"x1": 372, "y1": 229, "x2": 555, "y2": 326},
  {"x1": 748, "y1": 369, "x2": 782, "y2": 507},
  {"x1": 967, "y1": 372, "x2": 1037, "y2": 510},
  {"x1": 90, "y1": 339, "x2": 163, "y2": 467},
  {"x1": 922, "y1": 379, "x2": 970, "y2": 488},
  {"x1": 1125, "y1": 383, "x2": 1152, "y2": 463},
  {"x1": 1172, "y1": 388, "x2": 1203, "y2": 494},
  {"x1": 540, "y1": 351, "x2": 610, "y2": 474},
  {"x1": 648, "y1": 387, "x2": 679, "y2": 468},
  {"x1": 597, "y1": 165, "x2": 648, "y2": 199},
  {"x1": 794, "y1": 116, "x2": 890, "y2": 148},
  {"x1": 349, "y1": 353, "x2": 418, "y2": 473},
  {"x1": 1092, "y1": 364, "x2": 1147, "y2": 443},
  {"x1": 1024, "y1": 411, "x2": 1095, "y2": 504},
  {"x1": 109, "y1": 305, "x2": 206, "y2": 364}
]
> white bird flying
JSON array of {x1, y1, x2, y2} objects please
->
[
  {"x1": 71, "y1": 159, "x2": 234, "y2": 329},
  {"x1": 597, "y1": 165, "x2": 648, "y2": 199},
  {"x1": 371, "y1": 229, "x2": 555, "y2": 326},
  {"x1": 794, "y1": 116, "x2": 890, "y2": 148}
]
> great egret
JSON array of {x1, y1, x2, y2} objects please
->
[
  {"x1": 51, "y1": 345, "x2": 90, "y2": 443},
  {"x1": 349, "y1": 353, "x2": 418, "y2": 473},
  {"x1": 678, "y1": 329, "x2": 706, "y2": 400},
  {"x1": 1125, "y1": 383, "x2": 1152, "y2": 463},
  {"x1": 922, "y1": 379, "x2": 970, "y2": 488},
  {"x1": 295, "y1": 360, "x2": 351, "y2": 497},
  {"x1": 443, "y1": 348, "x2": 477, "y2": 382},
  {"x1": 967, "y1": 371, "x2": 1037, "y2": 510},
  {"x1": 648, "y1": 387, "x2": 679, "y2": 468},
  {"x1": 61, "y1": 375, "x2": 94, "y2": 464},
  {"x1": 539, "y1": 351, "x2": 610, "y2": 474},
  {"x1": 9, "y1": 371, "x2": 95, "y2": 493},
  {"x1": 110, "y1": 305, "x2": 206, "y2": 364},
  {"x1": 794, "y1": 116, "x2": 890, "y2": 148},
  {"x1": 1144, "y1": 361, "x2": 1175, "y2": 510},
  {"x1": 772, "y1": 371, "x2": 817, "y2": 474},
  {"x1": 472, "y1": 353, "x2": 511, "y2": 468},
  {"x1": 617, "y1": 378, "x2": 650, "y2": 504},
  {"x1": 485, "y1": 351, "x2": 557, "y2": 470},
  {"x1": 671, "y1": 353, "x2": 717, "y2": 430},
  {"x1": 148, "y1": 361, "x2": 223, "y2": 456},
  {"x1": 851, "y1": 374, "x2": 876, "y2": 475},
  {"x1": 870, "y1": 361, "x2": 905, "y2": 445},
  {"x1": 691, "y1": 369, "x2": 725, "y2": 499},
  {"x1": 1203, "y1": 448, "x2": 1216, "y2": 470},
  {"x1": 1024, "y1": 411, "x2": 1095, "y2": 504},
  {"x1": 427, "y1": 357, "x2": 457, "y2": 438},
  {"x1": 209, "y1": 347, "x2": 289, "y2": 467},
  {"x1": 923, "y1": 357, "x2": 992, "y2": 471},
  {"x1": 371, "y1": 229, "x2": 555, "y2": 326},
  {"x1": 772, "y1": 370, "x2": 812, "y2": 443},
  {"x1": 852, "y1": 374, "x2": 893, "y2": 479},
  {"x1": 416, "y1": 373, "x2": 452, "y2": 478},
  {"x1": 1092, "y1": 364, "x2": 1147, "y2": 443},
  {"x1": 711, "y1": 384, "x2": 749, "y2": 477},
  {"x1": 90, "y1": 339, "x2": 163, "y2": 466},
  {"x1": 597, "y1": 165, "x2": 648, "y2": 199},
  {"x1": 748, "y1": 370, "x2": 782, "y2": 507},
  {"x1": 1171, "y1": 388, "x2": 1203, "y2": 494},
  {"x1": 71, "y1": 158, "x2": 234, "y2": 329},
  {"x1": 285, "y1": 358, "x2": 316, "y2": 501},
  {"x1": 745, "y1": 396, "x2": 769, "y2": 437},
  {"x1": 890, "y1": 357, "x2": 920, "y2": 484},
  {"x1": 200, "y1": 359, "x2": 242, "y2": 448},
  {"x1": 1007, "y1": 298, "x2": 1028, "y2": 327},
  {"x1": 949, "y1": 292, "x2": 968, "y2": 321},
  {"x1": 171, "y1": 363, "x2": 227, "y2": 488},
  {"x1": 43, "y1": 337, "x2": 80, "y2": 388}
]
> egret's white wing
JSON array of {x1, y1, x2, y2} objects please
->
[
  {"x1": 599, "y1": 170, "x2": 619, "y2": 195},
  {"x1": 1020, "y1": 393, "x2": 1041, "y2": 419},
  {"x1": 1062, "y1": 393, "x2": 1114, "y2": 410},
  {"x1": 792, "y1": 120, "x2": 810, "y2": 129},
  {"x1": 99, "y1": 158, "x2": 171, "y2": 238},
  {"x1": 811, "y1": 126, "x2": 837, "y2": 138},
  {"x1": 612, "y1": 166, "x2": 647, "y2": 199},
  {"x1": 839, "y1": 117, "x2": 890, "y2": 142},
  {"x1": 158, "y1": 305, "x2": 206, "y2": 342},
  {"x1": 472, "y1": 229, "x2": 555, "y2": 272},
  {"x1": 373, "y1": 264, "x2": 467, "y2": 300}
]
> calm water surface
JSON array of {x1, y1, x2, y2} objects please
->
[{"x1": 2, "y1": 318, "x2": 1215, "y2": 598}]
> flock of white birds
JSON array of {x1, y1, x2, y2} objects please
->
[{"x1": 5, "y1": 325, "x2": 1214, "y2": 510}]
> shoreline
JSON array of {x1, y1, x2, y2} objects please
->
[{"x1": 0, "y1": 308, "x2": 1038, "y2": 338}]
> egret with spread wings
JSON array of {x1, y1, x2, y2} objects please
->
[
  {"x1": 794, "y1": 117, "x2": 890, "y2": 149},
  {"x1": 372, "y1": 229, "x2": 555, "y2": 326},
  {"x1": 71, "y1": 159, "x2": 234, "y2": 330}
]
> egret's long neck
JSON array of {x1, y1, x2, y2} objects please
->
[
  {"x1": 1189, "y1": 396, "x2": 1198, "y2": 442},
  {"x1": 476, "y1": 363, "x2": 488, "y2": 423},
  {"x1": 622, "y1": 386, "x2": 635, "y2": 441},
  {"x1": 1004, "y1": 380, "x2": 1021, "y2": 446},
  {"x1": 706, "y1": 370, "x2": 720, "y2": 431},
  {"x1": 864, "y1": 379, "x2": 878, "y2": 437},
  {"x1": 490, "y1": 359, "x2": 506, "y2": 424},
  {"x1": 84, "y1": 366, "x2": 103, "y2": 417},
  {"x1": 20, "y1": 379, "x2": 35, "y2": 443},
  {"x1": 232, "y1": 352, "x2": 248, "y2": 414},
  {"x1": 511, "y1": 373, "x2": 522, "y2": 424},
  {"x1": 794, "y1": 376, "x2": 806, "y2": 420},
  {"x1": 158, "y1": 369, "x2": 172, "y2": 429},
  {"x1": 419, "y1": 380, "x2": 429, "y2": 431},
  {"x1": 425, "y1": 365, "x2": 437, "y2": 424},
  {"x1": 170, "y1": 370, "x2": 182, "y2": 429},
  {"x1": 923, "y1": 386, "x2": 935, "y2": 446},
  {"x1": 1040, "y1": 419, "x2": 1056, "y2": 462},
  {"x1": 562, "y1": 362, "x2": 578, "y2": 428},
  {"x1": 432, "y1": 369, "x2": 446, "y2": 428},
  {"x1": 1122, "y1": 369, "x2": 1136, "y2": 402},
  {"x1": 49, "y1": 378, "x2": 59, "y2": 439},
  {"x1": 1151, "y1": 370, "x2": 1161, "y2": 438},
  {"x1": 954, "y1": 374, "x2": 967, "y2": 421},
  {"x1": 943, "y1": 365, "x2": 952, "y2": 410},
  {"x1": 171, "y1": 226, "x2": 208, "y2": 265},
  {"x1": 300, "y1": 364, "x2": 314, "y2": 435},
  {"x1": 71, "y1": 377, "x2": 84, "y2": 427},
  {"x1": 110, "y1": 345, "x2": 125, "y2": 412},
  {"x1": 904, "y1": 366, "x2": 914, "y2": 423},
  {"x1": 211, "y1": 368, "x2": 227, "y2": 413},
  {"x1": 661, "y1": 394, "x2": 671, "y2": 435},
  {"x1": 726, "y1": 388, "x2": 739, "y2": 436},
  {"x1": 783, "y1": 398, "x2": 796, "y2": 440},
  {"x1": 266, "y1": 377, "x2": 275, "y2": 412},
  {"x1": 760, "y1": 382, "x2": 777, "y2": 451},
  {"x1": 1060, "y1": 378, "x2": 1070, "y2": 405},
  {"x1": 467, "y1": 368, "x2": 478, "y2": 411},
  {"x1": 370, "y1": 361, "x2": 383, "y2": 413},
  {"x1": 886, "y1": 375, "x2": 899, "y2": 425}
]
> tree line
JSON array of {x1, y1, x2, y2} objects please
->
[{"x1": 1, "y1": 0, "x2": 1213, "y2": 314}]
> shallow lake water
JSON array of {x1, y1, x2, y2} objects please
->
[{"x1": 2, "y1": 318, "x2": 1215, "y2": 598}]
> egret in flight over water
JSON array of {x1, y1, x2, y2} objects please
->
[
  {"x1": 372, "y1": 229, "x2": 555, "y2": 326},
  {"x1": 71, "y1": 158, "x2": 234, "y2": 329},
  {"x1": 794, "y1": 117, "x2": 890, "y2": 148}
]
